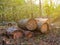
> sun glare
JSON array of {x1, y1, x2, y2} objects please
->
[{"x1": 25, "y1": 0, "x2": 60, "y2": 5}]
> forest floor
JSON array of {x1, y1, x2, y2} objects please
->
[{"x1": 0, "y1": 22, "x2": 60, "y2": 45}]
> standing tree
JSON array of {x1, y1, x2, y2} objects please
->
[{"x1": 39, "y1": 0, "x2": 42, "y2": 17}]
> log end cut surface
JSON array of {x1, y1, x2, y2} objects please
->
[
  {"x1": 40, "y1": 23, "x2": 49, "y2": 33},
  {"x1": 26, "y1": 19, "x2": 37, "y2": 31}
]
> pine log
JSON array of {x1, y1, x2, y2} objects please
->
[
  {"x1": 12, "y1": 30, "x2": 24, "y2": 39},
  {"x1": 23, "y1": 31, "x2": 33, "y2": 39},
  {"x1": 40, "y1": 23, "x2": 49, "y2": 33},
  {"x1": 18, "y1": 19, "x2": 37, "y2": 31},
  {"x1": 35, "y1": 18, "x2": 49, "y2": 33},
  {"x1": 17, "y1": 19, "x2": 29, "y2": 30}
]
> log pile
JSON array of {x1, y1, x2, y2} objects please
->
[
  {"x1": 0, "y1": 18, "x2": 49, "y2": 41},
  {"x1": 18, "y1": 18, "x2": 49, "y2": 33},
  {"x1": 2, "y1": 18, "x2": 49, "y2": 40}
]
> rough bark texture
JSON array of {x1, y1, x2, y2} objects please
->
[{"x1": 18, "y1": 19, "x2": 29, "y2": 30}]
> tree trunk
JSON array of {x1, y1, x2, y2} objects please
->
[{"x1": 18, "y1": 18, "x2": 49, "y2": 33}]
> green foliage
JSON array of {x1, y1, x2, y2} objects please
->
[{"x1": 0, "y1": 0, "x2": 60, "y2": 22}]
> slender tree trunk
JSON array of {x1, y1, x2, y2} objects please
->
[
  {"x1": 30, "y1": 0, "x2": 34, "y2": 18},
  {"x1": 39, "y1": 0, "x2": 42, "y2": 17}
]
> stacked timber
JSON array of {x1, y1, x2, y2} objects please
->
[
  {"x1": 18, "y1": 19, "x2": 29, "y2": 30},
  {"x1": 18, "y1": 18, "x2": 49, "y2": 33}
]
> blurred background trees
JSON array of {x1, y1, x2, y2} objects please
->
[{"x1": 0, "y1": 0, "x2": 60, "y2": 23}]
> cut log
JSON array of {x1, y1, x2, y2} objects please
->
[
  {"x1": 12, "y1": 30, "x2": 23, "y2": 39},
  {"x1": 24, "y1": 31, "x2": 33, "y2": 38},
  {"x1": 18, "y1": 19, "x2": 37, "y2": 31},
  {"x1": 26, "y1": 32, "x2": 33, "y2": 38},
  {"x1": 40, "y1": 23, "x2": 49, "y2": 33},
  {"x1": 35, "y1": 18, "x2": 49, "y2": 33},
  {"x1": 17, "y1": 18, "x2": 49, "y2": 33},
  {"x1": 18, "y1": 19, "x2": 29, "y2": 30}
]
